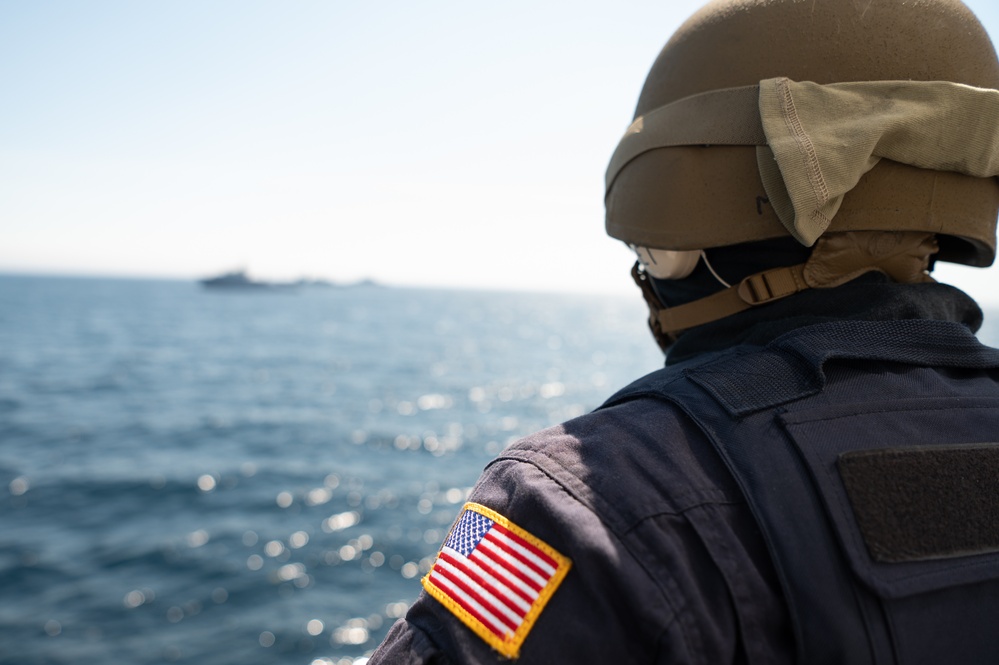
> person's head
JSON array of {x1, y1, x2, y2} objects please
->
[{"x1": 606, "y1": 0, "x2": 999, "y2": 351}]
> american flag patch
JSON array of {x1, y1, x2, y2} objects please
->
[{"x1": 422, "y1": 502, "x2": 572, "y2": 658}]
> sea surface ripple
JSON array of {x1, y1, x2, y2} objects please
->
[{"x1": 0, "y1": 275, "x2": 665, "y2": 664}]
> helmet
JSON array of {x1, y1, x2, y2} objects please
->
[{"x1": 605, "y1": 0, "x2": 999, "y2": 347}]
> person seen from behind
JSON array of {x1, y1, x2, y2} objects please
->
[{"x1": 370, "y1": 0, "x2": 999, "y2": 662}]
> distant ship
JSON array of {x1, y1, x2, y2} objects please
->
[
  {"x1": 198, "y1": 270, "x2": 295, "y2": 290},
  {"x1": 199, "y1": 270, "x2": 380, "y2": 290}
]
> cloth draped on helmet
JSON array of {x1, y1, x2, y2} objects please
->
[{"x1": 606, "y1": 78, "x2": 999, "y2": 246}]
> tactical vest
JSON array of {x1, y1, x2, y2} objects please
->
[{"x1": 604, "y1": 319, "x2": 999, "y2": 664}]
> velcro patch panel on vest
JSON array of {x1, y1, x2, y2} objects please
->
[
  {"x1": 422, "y1": 502, "x2": 572, "y2": 658},
  {"x1": 838, "y1": 443, "x2": 999, "y2": 562}
]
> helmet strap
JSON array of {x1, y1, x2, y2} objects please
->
[
  {"x1": 634, "y1": 231, "x2": 939, "y2": 350},
  {"x1": 631, "y1": 261, "x2": 675, "y2": 353}
]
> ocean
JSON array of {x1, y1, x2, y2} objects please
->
[{"x1": 0, "y1": 275, "x2": 666, "y2": 665}]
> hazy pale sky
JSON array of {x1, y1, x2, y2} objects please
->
[{"x1": 4, "y1": 0, "x2": 999, "y2": 300}]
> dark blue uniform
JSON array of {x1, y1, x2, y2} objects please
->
[{"x1": 371, "y1": 285, "x2": 999, "y2": 663}]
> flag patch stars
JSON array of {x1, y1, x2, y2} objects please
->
[{"x1": 422, "y1": 502, "x2": 572, "y2": 658}]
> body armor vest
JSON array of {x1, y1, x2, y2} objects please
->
[{"x1": 604, "y1": 319, "x2": 999, "y2": 664}]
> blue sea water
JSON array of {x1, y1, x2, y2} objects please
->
[{"x1": 0, "y1": 275, "x2": 666, "y2": 665}]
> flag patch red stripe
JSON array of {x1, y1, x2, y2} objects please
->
[
  {"x1": 464, "y1": 550, "x2": 536, "y2": 607},
  {"x1": 433, "y1": 564, "x2": 519, "y2": 632},
  {"x1": 440, "y1": 551, "x2": 530, "y2": 617},
  {"x1": 475, "y1": 541, "x2": 544, "y2": 593},
  {"x1": 491, "y1": 522, "x2": 558, "y2": 570},
  {"x1": 483, "y1": 531, "x2": 549, "y2": 582},
  {"x1": 429, "y1": 571, "x2": 508, "y2": 638}
]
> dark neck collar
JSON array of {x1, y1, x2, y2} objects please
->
[{"x1": 666, "y1": 273, "x2": 983, "y2": 365}]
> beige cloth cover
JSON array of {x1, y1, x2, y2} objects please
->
[
  {"x1": 759, "y1": 78, "x2": 999, "y2": 245},
  {"x1": 607, "y1": 78, "x2": 999, "y2": 246}
]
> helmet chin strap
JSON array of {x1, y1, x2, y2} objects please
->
[{"x1": 634, "y1": 231, "x2": 939, "y2": 353}]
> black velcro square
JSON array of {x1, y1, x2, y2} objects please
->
[{"x1": 838, "y1": 444, "x2": 999, "y2": 563}]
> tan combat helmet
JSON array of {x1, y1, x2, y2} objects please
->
[{"x1": 606, "y1": 0, "x2": 999, "y2": 349}]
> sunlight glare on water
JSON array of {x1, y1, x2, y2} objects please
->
[{"x1": 0, "y1": 276, "x2": 681, "y2": 663}]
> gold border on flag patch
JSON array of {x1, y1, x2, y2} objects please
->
[{"x1": 421, "y1": 502, "x2": 572, "y2": 658}]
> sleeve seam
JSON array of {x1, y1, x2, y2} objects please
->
[{"x1": 486, "y1": 452, "x2": 702, "y2": 662}]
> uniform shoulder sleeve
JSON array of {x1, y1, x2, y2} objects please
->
[
  {"x1": 369, "y1": 406, "x2": 706, "y2": 664},
  {"x1": 367, "y1": 613, "x2": 451, "y2": 664}
]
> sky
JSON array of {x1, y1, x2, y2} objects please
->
[{"x1": 3, "y1": 1, "x2": 999, "y2": 301}]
